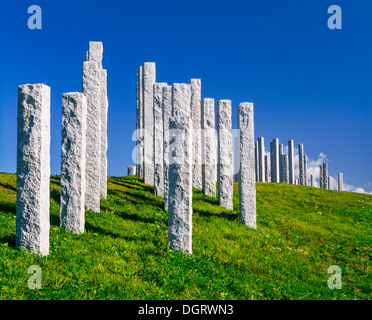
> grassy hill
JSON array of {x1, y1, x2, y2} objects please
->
[{"x1": 0, "y1": 172, "x2": 371, "y2": 300}]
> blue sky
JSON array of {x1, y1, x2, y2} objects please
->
[{"x1": 0, "y1": 0, "x2": 371, "y2": 193}]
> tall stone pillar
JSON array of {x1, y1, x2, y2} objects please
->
[
  {"x1": 233, "y1": 133, "x2": 240, "y2": 183},
  {"x1": 264, "y1": 155, "x2": 269, "y2": 182},
  {"x1": 338, "y1": 173, "x2": 343, "y2": 191},
  {"x1": 255, "y1": 141, "x2": 259, "y2": 182},
  {"x1": 136, "y1": 66, "x2": 144, "y2": 179},
  {"x1": 319, "y1": 164, "x2": 323, "y2": 188},
  {"x1": 153, "y1": 82, "x2": 168, "y2": 196},
  {"x1": 322, "y1": 163, "x2": 328, "y2": 189},
  {"x1": 310, "y1": 174, "x2": 315, "y2": 187},
  {"x1": 304, "y1": 154, "x2": 308, "y2": 186},
  {"x1": 162, "y1": 85, "x2": 172, "y2": 211},
  {"x1": 142, "y1": 62, "x2": 156, "y2": 185},
  {"x1": 279, "y1": 143, "x2": 284, "y2": 182},
  {"x1": 282, "y1": 154, "x2": 288, "y2": 183},
  {"x1": 202, "y1": 98, "x2": 217, "y2": 197},
  {"x1": 270, "y1": 139, "x2": 279, "y2": 183},
  {"x1": 217, "y1": 100, "x2": 233, "y2": 210},
  {"x1": 60, "y1": 92, "x2": 87, "y2": 234},
  {"x1": 100, "y1": 69, "x2": 108, "y2": 198},
  {"x1": 82, "y1": 59, "x2": 101, "y2": 212},
  {"x1": 258, "y1": 137, "x2": 265, "y2": 182},
  {"x1": 298, "y1": 144, "x2": 305, "y2": 185},
  {"x1": 190, "y1": 79, "x2": 202, "y2": 189},
  {"x1": 168, "y1": 84, "x2": 192, "y2": 254},
  {"x1": 238, "y1": 102, "x2": 256, "y2": 228},
  {"x1": 288, "y1": 140, "x2": 295, "y2": 184},
  {"x1": 16, "y1": 84, "x2": 51, "y2": 256},
  {"x1": 128, "y1": 166, "x2": 137, "y2": 176}
]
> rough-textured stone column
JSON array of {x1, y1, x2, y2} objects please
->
[
  {"x1": 288, "y1": 140, "x2": 295, "y2": 184},
  {"x1": 142, "y1": 62, "x2": 156, "y2": 185},
  {"x1": 163, "y1": 85, "x2": 172, "y2": 211},
  {"x1": 238, "y1": 102, "x2": 256, "y2": 228},
  {"x1": 310, "y1": 174, "x2": 315, "y2": 187},
  {"x1": 100, "y1": 69, "x2": 108, "y2": 198},
  {"x1": 233, "y1": 133, "x2": 240, "y2": 183},
  {"x1": 16, "y1": 84, "x2": 50, "y2": 256},
  {"x1": 264, "y1": 155, "x2": 269, "y2": 182},
  {"x1": 153, "y1": 82, "x2": 168, "y2": 196},
  {"x1": 255, "y1": 141, "x2": 259, "y2": 182},
  {"x1": 319, "y1": 164, "x2": 323, "y2": 188},
  {"x1": 82, "y1": 60, "x2": 101, "y2": 212},
  {"x1": 279, "y1": 143, "x2": 284, "y2": 182},
  {"x1": 328, "y1": 176, "x2": 332, "y2": 190},
  {"x1": 270, "y1": 139, "x2": 279, "y2": 183},
  {"x1": 190, "y1": 79, "x2": 202, "y2": 189},
  {"x1": 322, "y1": 163, "x2": 328, "y2": 189},
  {"x1": 168, "y1": 83, "x2": 192, "y2": 254},
  {"x1": 60, "y1": 92, "x2": 87, "y2": 234},
  {"x1": 217, "y1": 100, "x2": 233, "y2": 210},
  {"x1": 136, "y1": 66, "x2": 144, "y2": 179},
  {"x1": 295, "y1": 179, "x2": 299, "y2": 185},
  {"x1": 338, "y1": 173, "x2": 343, "y2": 191},
  {"x1": 258, "y1": 137, "x2": 265, "y2": 182},
  {"x1": 304, "y1": 154, "x2": 308, "y2": 186},
  {"x1": 298, "y1": 144, "x2": 305, "y2": 185},
  {"x1": 202, "y1": 98, "x2": 217, "y2": 197},
  {"x1": 128, "y1": 165, "x2": 137, "y2": 176},
  {"x1": 282, "y1": 154, "x2": 288, "y2": 183}
]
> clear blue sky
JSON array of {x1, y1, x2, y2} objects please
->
[{"x1": 0, "y1": 0, "x2": 371, "y2": 193}]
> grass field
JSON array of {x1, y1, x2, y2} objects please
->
[{"x1": 0, "y1": 172, "x2": 371, "y2": 300}]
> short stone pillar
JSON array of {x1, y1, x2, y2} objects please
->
[
  {"x1": 328, "y1": 176, "x2": 332, "y2": 190},
  {"x1": 153, "y1": 82, "x2": 168, "y2": 196},
  {"x1": 136, "y1": 66, "x2": 144, "y2": 179},
  {"x1": 310, "y1": 174, "x2": 315, "y2": 187},
  {"x1": 190, "y1": 79, "x2": 202, "y2": 190},
  {"x1": 319, "y1": 164, "x2": 323, "y2": 188},
  {"x1": 257, "y1": 137, "x2": 265, "y2": 182},
  {"x1": 168, "y1": 83, "x2": 192, "y2": 254},
  {"x1": 288, "y1": 140, "x2": 295, "y2": 184},
  {"x1": 128, "y1": 165, "x2": 137, "y2": 176},
  {"x1": 162, "y1": 85, "x2": 172, "y2": 211},
  {"x1": 264, "y1": 155, "x2": 270, "y2": 182},
  {"x1": 298, "y1": 144, "x2": 305, "y2": 185},
  {"x1": 217, "y1": 100, "x2": 233, "y2": 210},
  {"x1": 270, "y1": 139, "x2": 279, "y2": 183},
  {"x1": 16, "y1": 84, "x2": 51, "y2": 256},
  {"x1": 338, "y1": 173, "x2": 343, "y2": 191},
  {"x1": 295, "y1": 179, "x2": 299, "y2": 185},
  {"x1": 237, "y1": 102, "x2": 256, "y2": 228},
  {"x1": 142, "y1": 62, "x2": 156, "y2": 185},
  {"x1": 322, "y1": 163, "x2": 328, "y2": 189},
  {"x1": 202, "y1": 98, "x2": 217, "y2": 197},
  {"x1": 60, "y1": 93, "x2": 87, "y2": 234},
  {"x1": 282, "y1": 154, "x2": 288, "y2": 183}
]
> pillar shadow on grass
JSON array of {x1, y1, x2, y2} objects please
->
[
  {"x1": 0, "y1": 201, "x2": 16, "y2": 214},
  {"x1": 0, "y1": 182, "x2": 16, "y2": 192},
  {"x1": 0, "y1": 234, "x2": 16, "y2": 248}
]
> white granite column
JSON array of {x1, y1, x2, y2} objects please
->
[
  {"x1": 338, "y1": 173, "x2": 343, "y2": 191},
  {"x1": 279, "y1": 143, "x2": 284, "y2": 182},
  {"x1": 128, "y1": 166, "x2": 137, "y2": 176},
  {"x1": 100, "y1": 69, "x2": 108, "y2": 198},
  {"x1": 323, "y1": 163, "x2": 328, "y2": 189},
  {"x1": 288, "y1": 140, "x2": 295, "y2": 184},
  {"x1": 264, "y1": 155, "x2": 269, "y2": 182},
  {"x1": 310, "y1": 174, "x2": 315, "y2": 187},
  {"x1": 136, "y1": 66, "x2": 144, "y2": 179},
  {"x1": 16, "y1": 84, "x2": 51, "y2": 256},
  {"x1": 282, "y1": 154, "x2": 288, "y2": 183},
  {"x1": 298, "y1": 144, "x2": 305, "y2": 185},
  {"x1": 319, "y1": 164, "x2": 323, "y2": 188},
  {"x1": 270, "y1": 139, "x2": 279, "y2": 183},
  {"x1": 258, "y1": 137, "x2": 265, "y2": 182},
  {"x1": 163, "y1": 85, "x2": 172, "y2": 211}
]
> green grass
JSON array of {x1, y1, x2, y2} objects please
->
[{"x1": 0, "y1": 172, "x2": 371, "y2": 300}]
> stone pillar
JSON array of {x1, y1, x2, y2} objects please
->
[
  {"x1": 319, "y1": 164, "x2": 323, "y2": 188},
  {"x1": 82, "y1": 59, "x2": 101, "y2": 213},
  {"x1": 310, "y1": 174, "x2": 315, "y2": 187},
  {"x1": 255, "y1": 141, "x2": 259, "y2": 182},
  {"x1": 328, "y1": 176, "x2": 332, "y2": 190},
  {"x1": 16, "y1": 84, "x2": 51, "y2": 256},
  {"x1": 279, "y1": 143, "x2": 284, "y2": 182},
  {"x1": 288, "y1": 140, "x2": 295, "y2": 184},
  {"x1": 338, "y1": 173, "x2": 343, "y2": 191},
  {"x1": 258, "y1": 137, "x2": 265, "y2": 182},
  {"x1": 100, "y1": 68, "x2": 108, "y2": 198},
  {"x1": 136, "y1": 66, "x2": 144, "y2": 179},
  {"x1": 304, "y1": 154, "x2": 308, "y2": 186},
  {"x1": 233, "y1": 133, "x2": 240, "y2": 183},
  {"x1": 168, "y1": 84, "x2": 192, "y2": 254},
  {"x1": 217, "y1": 100, "x2": 233, "y2": 210},
  {"x1": 162, "y1": 85, "x2": 172, "y2": 211},
  {"x1": 202, "y1": 98, "x2": 217, "y2": 197},
  {"x1": 298, "y1": 144, "x2": 305, "y2": 185},
  {"x1": 60, "y1": 92, "x2": 87, "y2": 234},
  {"x1": 237, "y1": 102, "x2": 256, "y2": 228},
  {"x1": 282, "y1": 154, "x2": 288, "y2": 183},
  {"x1": 190, "y1": 79, "x2": 202, "y2": 190},
  {"x1": 270, "y1": 139, "x2": 279, "y2": 183},
  {"x1": 153, "y1": 82, "x2": 168, "y2": 196},
  {"x1": 128, "y1": 165, "x2": 137, "y2": 176},
  {"x1": 264, "y1": 155, "x2": 270, "y2": 182},
  {"x1": 142, "y1": 62, "x2": 156, "y2": 185},
  {"x1": 322, "y1": 163, "x2": 328, "y2": 189},
  {"x1": 295, "y1": 179, "x2": 299, "y2": 185}
]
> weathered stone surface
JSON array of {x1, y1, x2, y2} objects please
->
[
  {"x1": 310, "y1": 174, "x2": 315, "y2": 187},
  {"x1": 100, "y1": 69, "x2": 108, "y2": 198},
  {"x1": 136, "y1": 66, "x2": 144, "y2": 179},
  {"x1": 338, "y1": 173, "x2": 343, "y2": 191},
  {"x1": 255, "y1": 141, "x2": 259, "y2": 182},
  {"x1": 319, "y1": 164, "x2": 323, "y2": 188},
  {"x1": 298, "y1": 144, "x2": 305, "y2": 185},
  {"x1": 168, "y1": 83, "x2": 192, "y2": 254},
  {"x1": 258, "y1": 137, "x2": 265, "y2": 182},
  {"x1": 202, "y1": 98, "x2": 217, "y2": 197},
  {"x1": 233, "y1": 133, "x2": 240, "y2": 183},
  {"x1": 328, "y1": 176, "x2": 332, "y2": 190},
  {"x1": 190, "y1": 79, "x2": 202, "y2": 190},
  {"x1": 82, "y1": 61, "x2": 101, "y2": 212},
  {"x1": 128, "y1": 165, "x2": 137, "y2": 176},
  {"x1": 282, "y1": 154, "x2": 288, "y2": 183},
  {"x1": 142, "y1": 62, "x2": 156, "y2": 185},
  {"x1": 288, "y1": 140, "x2": 295, "y2": 184},
  {"x1": 304, "y1": 154, "x2": 308, "y2": 186},
  {"x1": 87, "y1": 41, "x2": 103, "y2": 65},
  {"x1": 270, "y1": 139, "x2": 279, "y2": 183},
  {"x1": 162, "y1": 85, "x2": 172, "y2": 211},
  {"x1": 60, "y1": 92, "x2": 87, "y2": 234},
  {"x1": 16, "y1": 84, "x2": 51, "y2": 256},
  {"x1": 264, "y1": 154, "x2": 269, "y2": 182},
  {"x1": 237, "y1": 102, "x2": 256, "y2": 228},
  {"x1": 153, "y1": 82, "x2": 168, "y2": 196},
  {"x1": 279, "y1": 143, "x2": 284, "y2": 182},
  {"x1": 217, "y1": 100, "x2": 233, "y2": 210},
  {"x1": 322, "y1": 163, "x2": 328, "y2": 189}
]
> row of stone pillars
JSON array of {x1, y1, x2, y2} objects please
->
[
  {"x1": 16, "y1": 42, "x2": 108, "y2": 256},
  {"x1": 135, "y1": 62, "x2": 256, "y2": 254}
]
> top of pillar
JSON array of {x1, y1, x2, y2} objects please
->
[{"x1": 87, "y1": 41, "x2": 103, "y2": 65}]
